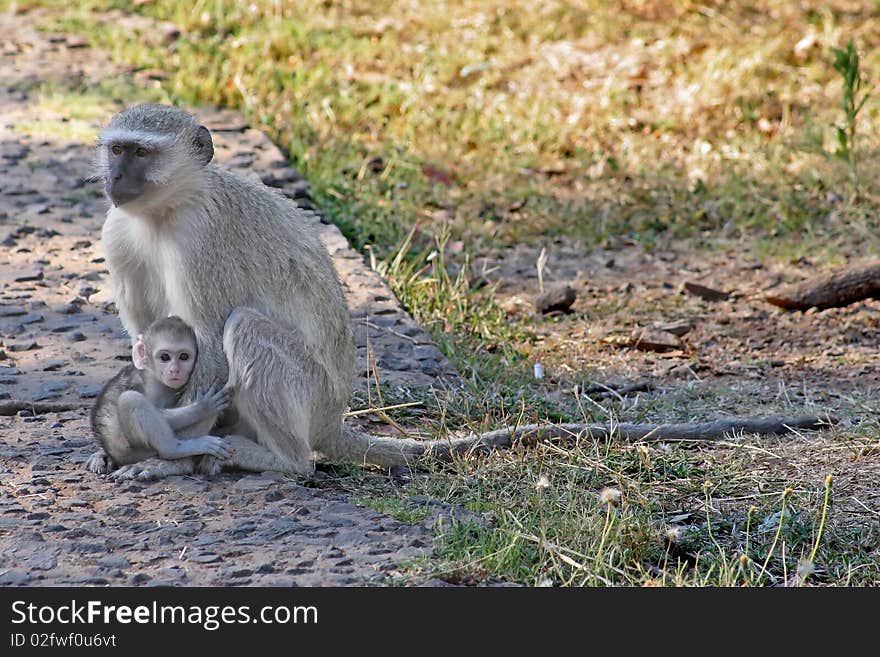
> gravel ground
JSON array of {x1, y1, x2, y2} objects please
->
[{"x1": 0, "y1": 9, "x2": 470, "y2": 587}]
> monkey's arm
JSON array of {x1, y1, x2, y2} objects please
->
[
  {"x1": 175, "y1": 327, "x2": 230, "y2": 435},
  {"x1": 163, "y1": 383, "x2": 232, "y2": 433}
]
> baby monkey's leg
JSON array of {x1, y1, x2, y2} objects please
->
[{"x1": 116, "y1": 390, "x2": 231, "y2": 461}]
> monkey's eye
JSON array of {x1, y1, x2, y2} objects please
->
[
  {"x1": 111, "y1": 144, "x2": 124, "y2": 156},
  {"x1": 135, "y1": 147, "x2": 149, "y2": 158},
  {"x1": 179, "y1": 353, "x2": 190, "y2": 361},
  {"x1": 159, "y1": 353, "x2": 171, "y2": 362}
]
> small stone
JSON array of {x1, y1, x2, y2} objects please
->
[
  {"x1": 191, "y1": 553, "x2": 222, "y2": 564},
  {"x1": 76, "y1": 283, "x2": 98, "y2": 298},
  {"x1": 25, "y1": 555, "x2": 57, "y2": 570},
  {"x1": 653, "y1": 319, "x2": 694, "y2": 337},
  {"x1": 18, "y1": 312, "x2": 43, "y2": 325},
  {"x1": 97, "y1": 554, "x2": 131, "y2": 569},
  {"x1": 76, "y1": 385, "x2": 102, "y2": 399},
  {"x1": 41, "y1": 381, "x2": 71, "y2": 393},
  {"x1": 232, "y1": 472, "x2": 284, "y2": 493},
  {"x1": 0, "y1": 143, "x2": 28, "y2": 160},
  {"x1": 534, "y1": 284, "x2": 577, "y2": 314},
  {"x1": 0, "y1": 570, "x2": 32, "y2": 585},
  {"x1": 8, "y1": 340, "x2": 38, "y2": 352},
  {"x1": 682, "y1": 281, "x2": 730, "y2": 302},
  {"x1": 56, "y1": 301, "x2": 84, "y2": 314},
  {"x1": 14, "y1": 269, "x2": 43, "y2": 282},
  {"x1": 379, "y1": 355, "x2": 410, "y2": 371},
  {"x1": 413, "y1": 345, "x2": 442, "y2": 360},
  {"x1": 68, "y1": 331, "x2": 87, "y2": 342},
  {"x1": 629, "y1": 328, "x2": 683, "y2": 353},
  {"x1": 261, "y1": 167, "x2": 301, "y2": 187},
  {"x1": 51, "y1": 323, "x2": 79, "y2": 333}
]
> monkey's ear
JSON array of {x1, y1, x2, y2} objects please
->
[
  {"x1": 132, "y1": 335, "x2": 149, "y2": 370},
  {"x1": 195, "y1": 125, "x2": 214, "y2": 165}
]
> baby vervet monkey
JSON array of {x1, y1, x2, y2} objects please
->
[{"x1": 89, "y1": 316, "x2": 233, "y2": 474}]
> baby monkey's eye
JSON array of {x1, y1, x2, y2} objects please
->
[
  {"x1": 179, "y1": 353, "x2": 190, "y2": 361},
  {"x1": 135, "y1": 147, "x2": 149, "y2": 157},
  {"x1": 159, "y1": 353, "x2": 171, "y2": 362},
  {"x1": 111, "y1": 144, "x2": 124, "y2": 156}
]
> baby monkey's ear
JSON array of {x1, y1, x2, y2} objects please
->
[{"x1": 132, "y1": 334, "x2": 149, "y2": 370}]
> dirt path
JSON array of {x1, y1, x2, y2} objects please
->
[{"x1": 0, "y1": 10, "x2": 466, "y2": 586}]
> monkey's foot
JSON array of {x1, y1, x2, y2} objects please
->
[
  {"x1": 109, "y1": 458, "x2": 195, "y2": 481},
  {"x1": 195, "y1": 455, "x2": 224, "y2": 476},
  {"x1": 85, "y1": 449, "x2": 114, "y2": 475}
]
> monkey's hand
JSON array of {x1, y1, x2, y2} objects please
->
[
  {"x1": 85, "y1": 449, "x2": 115, "y2": 475},
  {"x1": 186, "y1": 435, "x2": 232, "y2": 460},
  {"x1": 196, "y1": 382, "x2": 233, "y2": 417}
]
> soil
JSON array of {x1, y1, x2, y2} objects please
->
[{"x1": 473, "y1": 232, "x2": 880, "y2": 530}]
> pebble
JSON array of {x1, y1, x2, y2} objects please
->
[
  {"x1": 191, "y1": 553, "x2": 222, "y2": 564},
  {"x1": 9, "y1": 340, "x2": 38, "y2": 352},
  {"x1": 76, "y1": 384, "x2": 102, "y2": 398},
  {"x1": 0, "y1": 306, "x2": 26, "y2": 317},
  {"x1": 14, "y1": 270, "x2": 43, "y2": 282}
]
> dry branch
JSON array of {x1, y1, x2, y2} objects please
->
[
  {"x1": 765, "y1": 261, "x2": 880, "y2": 311},
  {"x1": 427, "y1": 415, "x2": 835, "y2": 459},
  {"x1": 0, "y1": 400, "x2": 88, "y2": 416},
  {"x1": 579, "y1": 380, "x2": 654, "y2": 397}
]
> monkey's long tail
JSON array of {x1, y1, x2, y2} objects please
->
[{"x1": 339, "y1": 414, "x2": 834, "y2": 468}]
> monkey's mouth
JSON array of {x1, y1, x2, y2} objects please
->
[{"x1": 105, "y1": 181, "x2": 143, "y2": 207}]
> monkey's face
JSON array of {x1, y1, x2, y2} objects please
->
[
  {"x1": 151, "y1": 342, "x2": 197, "y2": 390},
  {"x1": 101, "y1": 141, "x2": 159, "y2": 207}
]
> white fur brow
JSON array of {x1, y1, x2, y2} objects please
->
[{"x1": 100, "y1": 128, "x2": 178, "y2": 149}]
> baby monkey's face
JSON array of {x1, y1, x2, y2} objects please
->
[{"x1": 152, "y1": 340, "x2": 196, "y2": 389}]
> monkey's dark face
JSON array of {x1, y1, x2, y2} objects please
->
[
  {"x1": 103, "y1": 141, "x2": 159, "y2": 206},
  {"x1": 151, "y1": 342, "x2": 197, "y2": 390}
]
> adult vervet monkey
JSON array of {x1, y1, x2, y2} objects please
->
[
  {"x1": 96, "y1": 103, "x2": 353, "y2": 479},
  {"x1": 93, "y1": 104, "x2": 829, "y2": 481}
]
